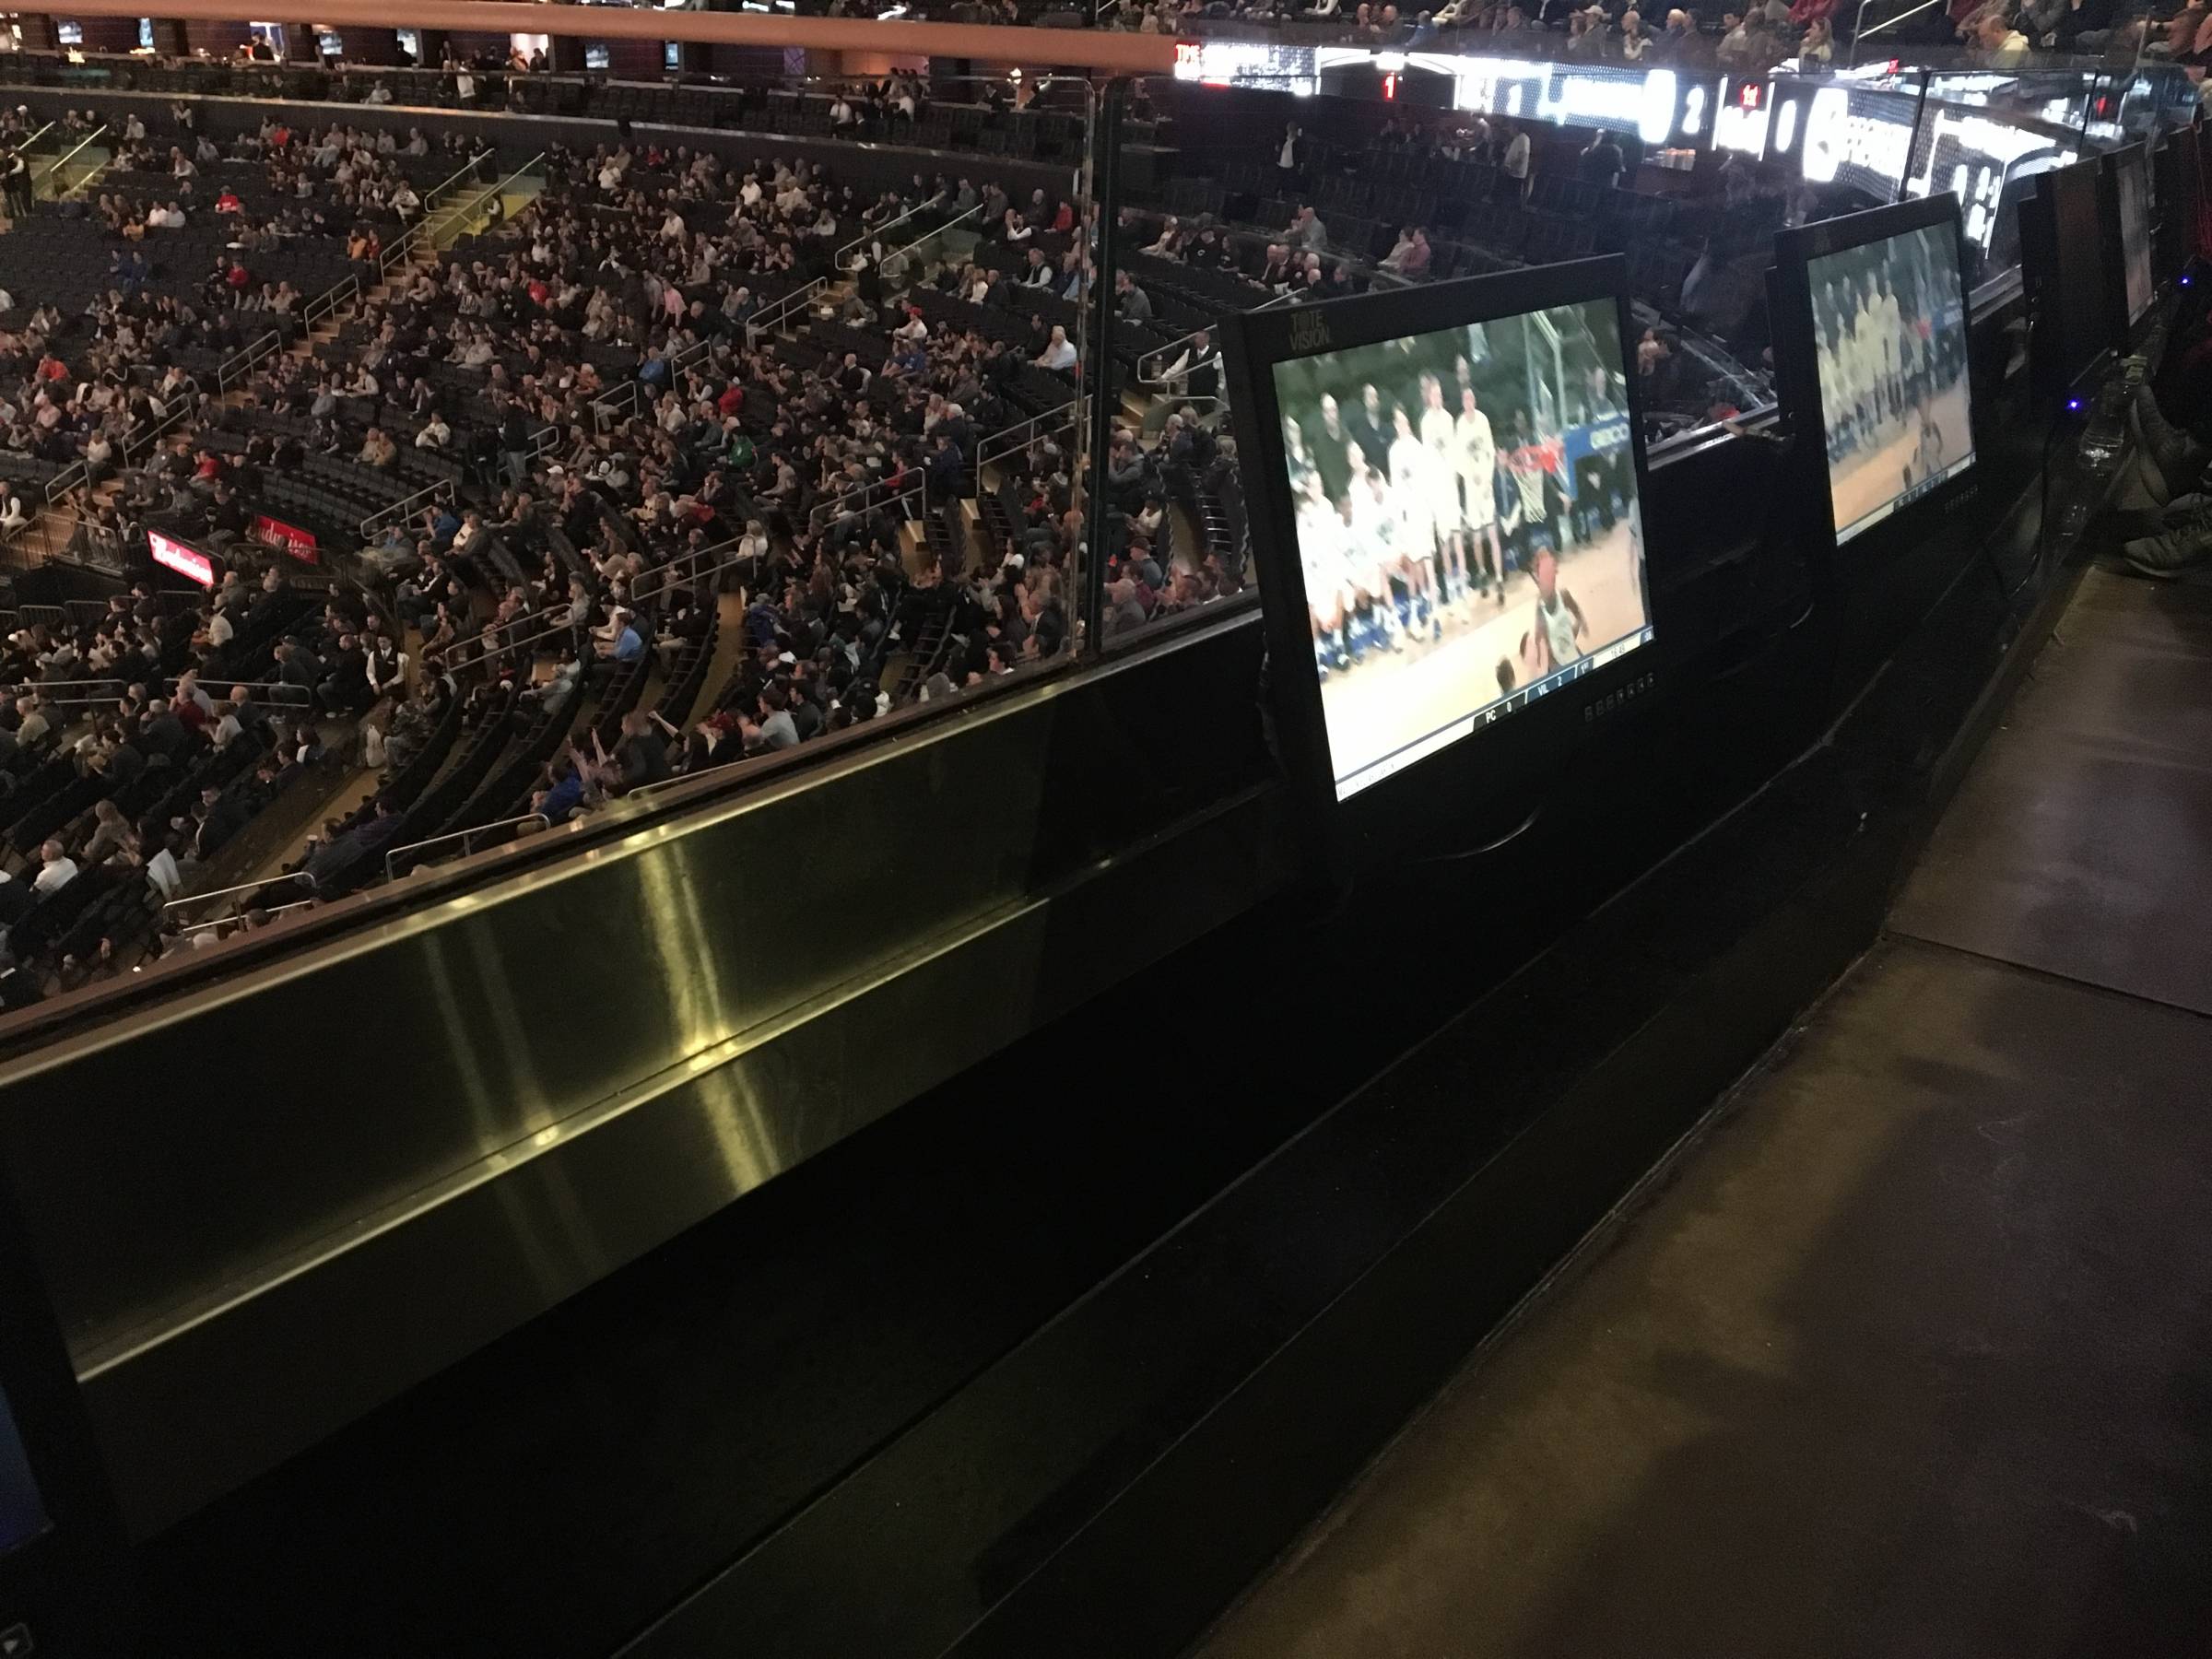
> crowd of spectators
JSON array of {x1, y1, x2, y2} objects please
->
[
  {"x1": 0, "y1": 560, "x2": 391, "y2": 1001},
  {"x1": 0, "y1": 43, "x2": 1806, "y2": 991}
]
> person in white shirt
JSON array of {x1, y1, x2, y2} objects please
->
[
  {"x1": 1035, "y1": 325, "x2": 1077, "y2": 371},
  {"x1": 31, "y1": 839, "x2": 76, "y2": 895},
  {"x1": 147, "y1": 841, "x2": 182, "y2": 900},
  {"x1": 417, "y1": 413, "x2": 451, "y2": 449},
  {"x1": 1502, "y1": 126, "x2": 1533, "y2": 201}
]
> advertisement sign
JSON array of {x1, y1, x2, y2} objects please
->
[
  {"x1": 253, "y1": 513, "x2": 319, "y2": 565},
  {"x1": 1175, "y1": 39, "x2": 1316, "y2": 91},
  {"x1": 1713, "y1": 76, "x2": 1772, "y2": 157},
  {"x1": 1310, "y1": 50, "x2": 1686, "y2": 144},
  {"x1": 1795, "y1": 83, "x2": 1918, "y2": 199},
  {"x1": 147, "y1": 528, "x2": 215, "y2": 588}
]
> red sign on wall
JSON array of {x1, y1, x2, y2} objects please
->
[
  {"x1": 253, "y1": 513, "x2": 319, "y2": 565},
  {"x1": 148, "y1": 528, "x2": 215, "y2": 588}
]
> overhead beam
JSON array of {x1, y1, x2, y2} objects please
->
[{"x1": 39, "y1": 1, "x2": 1188, "y2": 74}]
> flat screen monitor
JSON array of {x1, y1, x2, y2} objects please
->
[
  {"x1": 1799, "y1": 203, "x2": 1977, "y2": 546},
  {"x1": 2112, "y1": 145, "x2": 2155, "y2": 327},
  {"x1": 2023, "y1": 159, "x2": 2116, "y2": 401},
  {"x1": 1222, "y1": 259, "x2": 1655, "y2": 810}
]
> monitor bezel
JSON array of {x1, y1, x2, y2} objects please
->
[
  {"x1": 1219, "y1": 255, "x2": 1662, "y2": 869},
  {"x1": 2102, "y1": 141, "x2": 2157, "y2": 337},
  {"x1": 2152, "y1": 124, "x2": 2200, "y2": 287},
  {"x1": 2018, "y1": 156, "x2": 2119, "y2": 404},
  {"x1": 1771, "y1": 192, "x2": 1983, "y2": 553}
]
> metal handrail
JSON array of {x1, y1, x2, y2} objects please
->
[
  {"x1": 1850, "y1": 0, "x2": 1946, "y2": 56},
  {"x1": 120, "y1": 382, "x2": 201, "y2": 465},
  {"x1": 41, "y1": 460, "x2": 86, "y2": 506},
  {"x1": 807, "y1": 465, "x2": 926, "y2": 535},
  {"x1": 424, "y1": 151, "x2": 542, "y2": 252},
  {"x1": 745, "y1": 276, "x2": 830, "y2": 345},
  {"x1": 976, "y1": 395, "x2": 1088, "y2": 477},
  {"x1": 46, "y1": 376, "x2": 201, "y2": 502},
  {"x1": 836, "y1": 191, "x2": 947, "y2": 269},
  {"x1": 379, "y1": 148, "x2": 497, "y2": 281},
  {"x1": 36, "y1": 124, "x2": 105, "y2": 192},
  {"x1": 383, "y1": 812, "x2": 547, "y2": 885},
  {"x1": 434, "y1": 532, "x2": 748, "y2": 677},
  {"x1": 839, "y1": 195, "x2": 987, "y2": 280},
  {"x1": 218, "y1": 329, "x2": 285, "y2": 394},
  {"x1": 1137, "y1": 291, "x2": 1294, "y2": 386},
  {"x1": 162, "y1": 873, "x2": 309, "y2": 918},
  {"x1": 303, "y1": 274, "x2": 359, "y2": 330},
  {"x1": 4, "y1": 674, "x2": 293, "y2": 694},
  {"x1": 359, "y1": 475, "x2": 456, "y2": 540},
  {"x1": 544, "y1": 331, "x2": 715, "y2": 445},
  {"x1": 174, "y1": 898, "x2": 317, "y2": 936}
]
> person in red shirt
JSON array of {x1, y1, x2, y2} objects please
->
[
  {"x1": 716, "y1": 382, "x2": 745, "y2": 418},
  {"x1": 224, "y1": 259, "x2": 252, "y2": 296},
  {"x1": 215, "y1": 188, "x2": 241, "y2": 214}
]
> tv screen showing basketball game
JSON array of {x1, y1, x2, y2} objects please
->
[
  {"x1": 1808, "y1": 215, "x2": 1976, "y2": 545},
  {"x1": 1269, "y1": 296, "x2": 1654, "y2": 801}
]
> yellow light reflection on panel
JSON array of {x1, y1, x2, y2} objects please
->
[{"x1": 629, "y1": 840, "x2": 784, "y2": 1195}]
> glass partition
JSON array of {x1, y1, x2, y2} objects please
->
[{"x1": 0, "y1": 31, "x2": 2188, "y2": 994}]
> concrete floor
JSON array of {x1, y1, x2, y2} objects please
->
[{"x1": 1193, "y1": 568, "x2": 2212, "y2": 1659}]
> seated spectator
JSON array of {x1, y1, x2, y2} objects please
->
[
  {"x1": 31, "y1": 839, "x2": 77, "y2": 895},
  {"x1": 1035, "y1": 325, "x2": 1078, "y2": 371},
  {"x1": 1382, "y1": 227, "x2": 1433, "y2": 279}
]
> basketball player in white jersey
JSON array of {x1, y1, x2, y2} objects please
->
[
  {"x1": 1455, "y1": 384, "x2": 1500, "y2": 602},
  {"x1": 1524, "y1": 545, "x2": 1588, "y2": 678},
  {"x1": 1417, "y1": 373, "x2": 1470, "y2": 607},
  {"x1": 1353, "y1": 464, "x2": 1406, "y2": 653},
  {"x1": 1387, "y1": 406, "x2": 1443, "y2": 640},
  {"x1": 1295, "y1": 470, "x2": 1350, "y2": 673}
]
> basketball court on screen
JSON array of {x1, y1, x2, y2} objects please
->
[
  {"x1": 1827, "y1": 379, "x2": 1973, "y2": 538},
  {"x1": 1318, "y1": 519, "x2": 1645, "y2": 791}
]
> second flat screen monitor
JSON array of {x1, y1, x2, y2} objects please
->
[
  {"x1": 1810, "y1": 216, "x2": 1976, "y2": 545},
  {"x1": 1272, "y1": 297, "x2": 1653, "y2": 801}
]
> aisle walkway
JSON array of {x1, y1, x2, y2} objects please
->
[{"x1": 1193, "y1": 567, "x2": 2212, "y2": 1659}]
